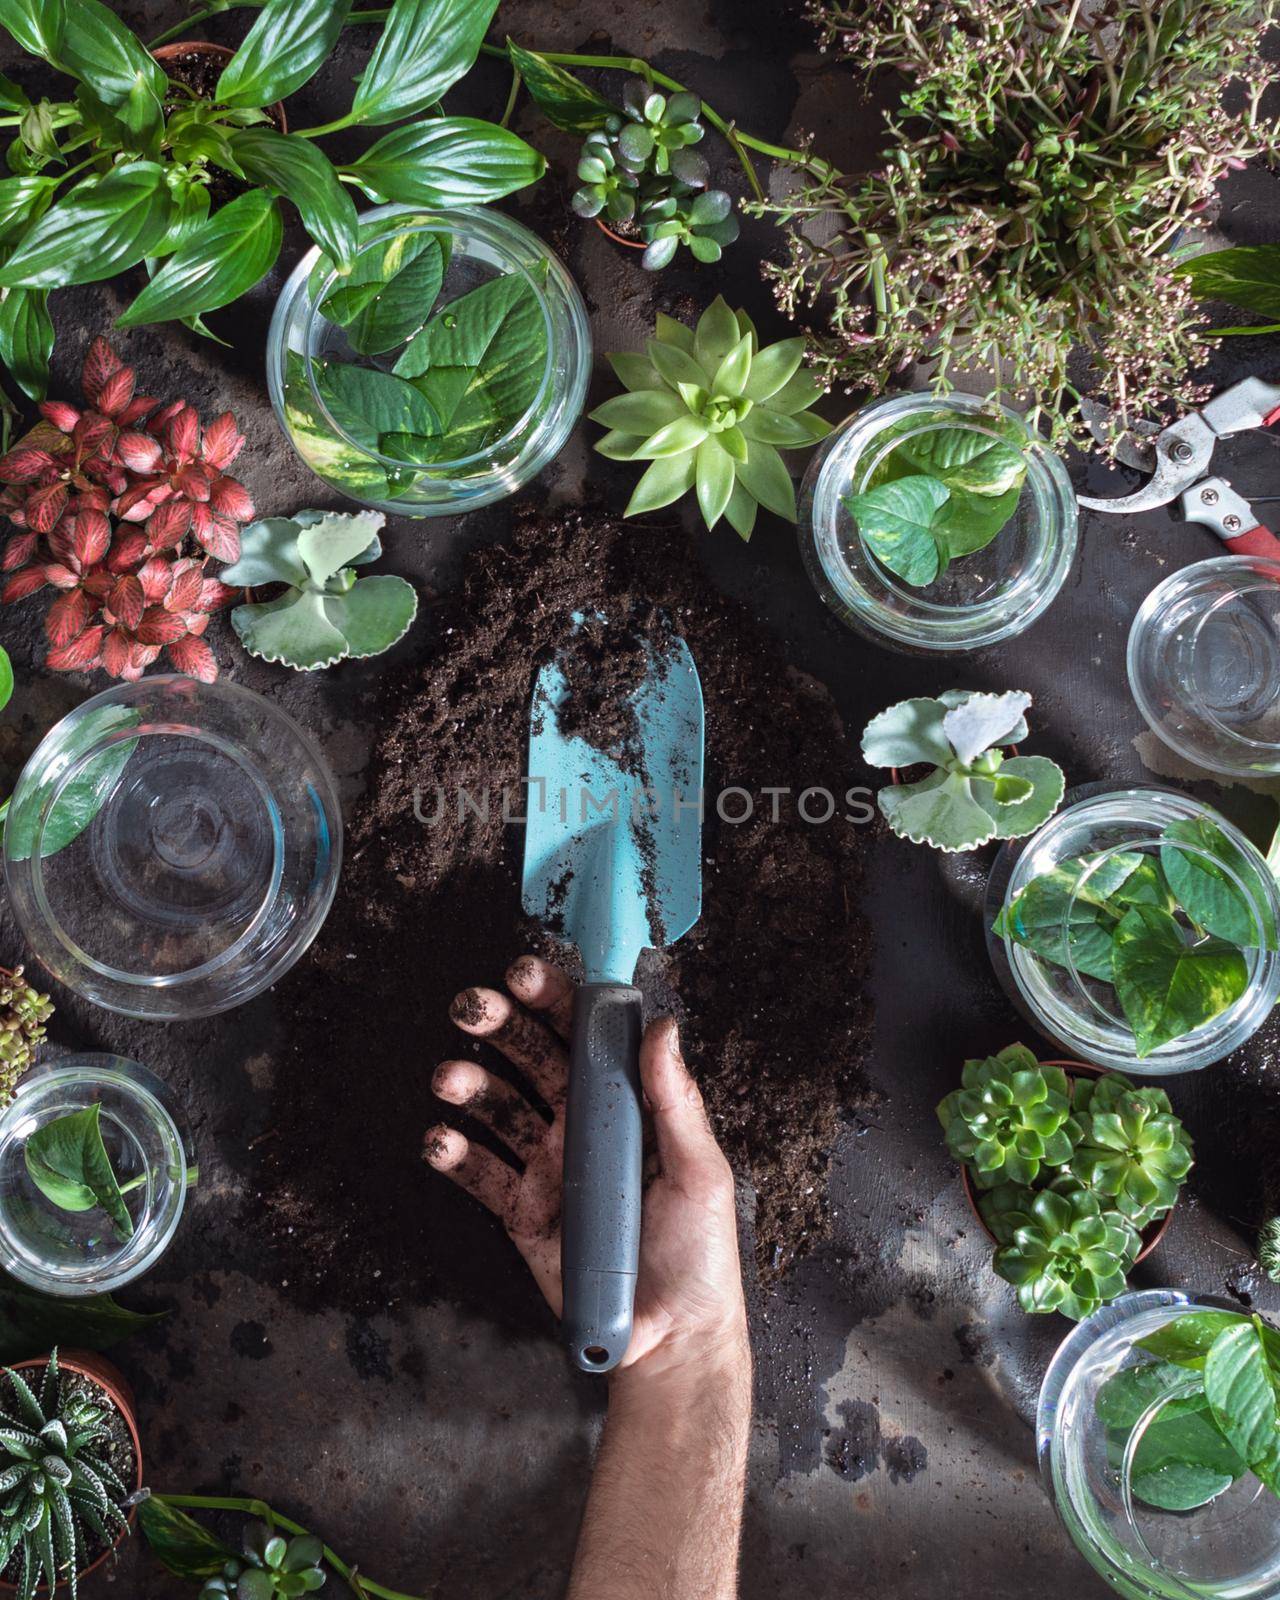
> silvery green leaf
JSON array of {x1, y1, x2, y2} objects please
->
[
  {"x1": 322, "y1": 574, "x2": 417, "y2": 659},
  {"x1": 878, "y1": 769, "x2": 998, "y2": 852},
  {"x1": 296, "y1": 509, "x2": 386, "y2": 588},
  {"x1": 232, "y1": 591, "x2": 349, "y2": 671},
  {"x1": 942, "y1": 689, "x2": 1032, "y2": 766},
  {"x1": 218, "y1": 518, "x2": 310, "y2": 589},
  {"x1": 861, "y1": 697, "x2": 954, "y2": 770},
  {"x1": 972, "y1": 754, "x2": 1066, "y2": 840},
  {"x1": 292, "y1": 509, "x2": 382, "y2": 563},
  {"x1": 936, "y1": 687, "x2": 1028, "y2": 742}
]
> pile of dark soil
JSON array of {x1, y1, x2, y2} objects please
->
[{"x1": 259, "y1": 503, "x2": 873, "y2": 1321}]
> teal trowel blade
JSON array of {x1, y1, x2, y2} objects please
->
[{"x1": 522, "y1": 627, "x2": 704, "y2": 984}]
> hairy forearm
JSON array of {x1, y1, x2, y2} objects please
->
[{"x1": 567, "y1": 1334, "x2": 753, "y2": 1600}]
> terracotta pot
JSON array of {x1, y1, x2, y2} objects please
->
[
  {"x1": 958, "y1": 1059, "x2": 1173, "y2": 1266},
  {"x1": 151, "y1": 41, "x2": 287, "y2": 132},
  {"x1": 0, "y1": 1350, "x2": 143, "y2": 1592},
  {"x1": 594, "y1": 217, "x2": 646, "y2": 250}
]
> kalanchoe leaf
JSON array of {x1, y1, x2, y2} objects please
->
[
  {"x1": 970, "y1": 754, "x2": 1065, "y2": 841},
  {"x1": 942, "y1": 690, "x2": 1031, "y2": 767}
]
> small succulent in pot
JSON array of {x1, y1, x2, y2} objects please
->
[
  {"x1": 614, "y1": 81, "x2": 706, "y2": 176},
  {"x1": 860, "y1": 689, "x2": 1064, "y2": 852},
  {"x1": 639, "y1": 189, "x2": 738, "y2": 269},
  {"x1": 0, "y1": 1350, "x2": 132, "y2": 1598},
  {"x1": 220, "y1": 509, "x2": 417, "y2": 671},
  {"x1": 937, "y1": 1045, "x2": 1078, "y2": 1189},
  {"x1": 988, "y1": 1176, "x2": 1142, "y2": 1321},
  {"x1": 592, "y1": 296, "x2": 830, "y2": 538},
  {"x1": 198, "y1": 1522, "x2": 327, "y2": 1599},
  {"x1": 571, "y1": 132, "x2": 640, "y2": 224},
  {"x1": 1067, "y1": 1078, "x2": 1194, "y2": 1228}
]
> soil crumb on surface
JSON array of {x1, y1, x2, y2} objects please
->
[{"x1": 259, "y1": 503, "x2": 873, "y2": 1321}]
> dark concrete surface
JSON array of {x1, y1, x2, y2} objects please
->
[{"x1": 1, "y1": 3, "x2": 1279, "y2": 1597}]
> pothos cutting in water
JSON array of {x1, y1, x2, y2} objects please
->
[{"x1": 844, "y1": 412, "x2": 1029, "y2": 588}]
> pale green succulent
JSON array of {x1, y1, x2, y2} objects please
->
[
  {"x1": 199, "y1": 1522, "x2": 326, "y2": 1599},
  {"x1": 991, "y1": 1178, "x2": 1141, "y2": 1321},
  {"x1": 220, "y1": 509, "x2": 417, "y2": 672},
  {"x1": 861, "y1": 689, "x2": 1065, "y2": 852},
  {"x1": 591, "y1": 296, "x2": 830, "y2": 539}
]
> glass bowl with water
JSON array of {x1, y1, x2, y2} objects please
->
[
  {"x1": 797, "y1": 391, "x2": 1077, "y2": 652},
  {"x1": 267, "y1": 203, "x2": 592, "y2": 516},
  {"x1": 3, "y1": 675, "x2": 342, "y2": 1019},
  {"x1": 1039, "y1": 1290, "x2": 1280, "y2": 1600},
  {"x1": 0, "y1": 1057, "x2": 192, "y2": 1294}
]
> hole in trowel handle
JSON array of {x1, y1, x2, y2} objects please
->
[{"x1": 581, "y1": 1345, "x2": 610, "y2": 1367}]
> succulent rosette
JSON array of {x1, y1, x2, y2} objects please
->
[
  {"x1": 937, "y1": 1043, "x2": 1079, "y2": 1189},
  {"x1": 991, "y1": 1178, "x2": 1142, "y2": 1320},
  {"x1": 1069, "y1": 1080, "x2": 1194, "y2": 1227}
]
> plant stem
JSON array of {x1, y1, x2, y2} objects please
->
[{"x1": 151, "y1": 1496, "x2": 433, "y2": 1600}]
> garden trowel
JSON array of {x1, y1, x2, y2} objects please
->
[{"x1": 522, "y1": 621, "x2": 704, "y2": 1373}]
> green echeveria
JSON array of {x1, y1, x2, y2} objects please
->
[
  {"x1": 992, "y1": 1179, "x2": 1142, "y2": 1321},
  {"x1": 1069, "y1": 1085, "x2": 1194, "y2": 1227},
  {"x1": 937, "y1": 1044, "x2": 1080, "y2": 1189},
  {"x1": 592, "y1": 296, "x2": 830, "y2": 539}
]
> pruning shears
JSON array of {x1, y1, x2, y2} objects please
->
[{"x1": 1078, "y1": 377, "x2": 1280, "y2": 559}]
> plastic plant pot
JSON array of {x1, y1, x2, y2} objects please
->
[
  {"x1": 1128, "y1": 556, "x2": 1280, "y2": 776},
  {"x1": 797, "y1": 391, "x2": 1077, "y2": 653},
  {"x1": 0, "y1": 1349, "x2": 142, "y2": 1592},
  {"x1": 0, "y1": 1057, "x2": 191, "y2": 1295},
  {"x1": 267, "y1": 203, "x2": 592, "y2": 517},
  {"x1": 957, "y1": 1061, "x2": 1173, "y2": 1267},
  {"x1": 1037, "y1": 1291, "x2": 1280, "y2": 1600},
  {"x1": 986, "y1": 786, "x2": 1280, "y2": 1075},
  {"x1": 2, "y1": 675, "x2": 342, "y2": 1020}
]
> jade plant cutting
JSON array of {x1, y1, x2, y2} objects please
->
[
  {"x1": 591, "y1": 296, "x2": 830, "y2": 538},
  {"x1": 1096, "y1": 1310, "x2": 1280, "y2": 1511},
  {"x1": 221, "y1": 509, "x2": 417, "y2": 670},
  {"x1": 844, "y1": 413, "x2": 1029, "y2": 588},
  {"x1": 860, "y1": 690, "x2": 1064, "y2": 851},
  {"x1": 937, "y1": 1045, "x2": 1193, "y2": 1320},
  {"x1": 995, "y1": 814, "x2": 1277, "y2": 1056},
  {"x1": 0, "y1": 338, "x2": 246, "y2": 679},
  {"x1": 0, "y1": 1349, "x2": 132, "y2": 1598},
  {"x1": 0, "y1": 0, "x2": 543, "y2": 385}
]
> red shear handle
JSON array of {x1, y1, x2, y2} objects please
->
[
  {"x1": 1224, "y1": 523, "x2": 1280, "y2": 560},
  {"x1": 1265, "y1": 404, "x2": 1280, "y2": 428}
]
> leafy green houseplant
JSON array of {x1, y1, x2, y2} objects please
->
[
  {"x1": 591, "y1": 296, "x2": 830, "y2": 538},
  {"x1": 937, "y1": 1045, "x2": 1193, "y2": 1320},
  {"x1": 220, "y1": 509, "x2": 417, "y2": 670},
  {"x1": 860, "y1": 690, "x2": 1065, "y2": 852},
  {"x1": 1096, "y1": 1309, "x2": 1280, "y2": 1511},
  {"x1": 0, "y1": 1349, "x2": 135, "y2": 1598},
  {"x1": 22, "y1": 1103, "x2": 153, "y2": 1245},
  {"x1": 199, "y1": 1523, "x2": 326, "y2": 1599},
  {"x1": 0, "y1": 0, "x2": 544, "y2": 397},
  {"x1": 995, "y1": 814, "x2": 1278, "y2": 1056},
  {"x1": 1177, "y1": 243, "x2": 1280, "y2": 338},
  {"x1": 754, "y1": 0, "x2": 1280, "y2": 450}
]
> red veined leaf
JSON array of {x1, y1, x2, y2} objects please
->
[
  {"x1": 46, "y1": 624, "x2": 105, "y2": 673},
  {"x1": 93, "y1": 366, "x2": 136, "y2": 420},
  {"x1": 0, "y1": 445, "x2": 55, "y2": 482},
  {"x1": 198, "y1": 577, "x2": 239, "y2": 612},
  {"x1": 164, "y1": 404, "x2": 199, "y2": 462},
  {"x1": 1, "y1": 566, "x2": 48, "y2": 603},
  {"x1": 76, "y1": 485, "x2": 111, "y2": 513},
  {"x1": 107, "y1": 574, "x2": 145, "y2": 630},
  {"x1": 168, "y1": 562, "x2": 204, "y2": 612},
  {"x1": 146, "y1": 499, "x2": 192, "y2": 549},
  {"x1": 201, "y1": 412, "x2": 245, "y2": 470},
  {"x1": 116, "y1": 394, "x2": 157, "y2": 427},
  {"x1": 81, "y1": 569, "x2": 113, "y2": 600},
  {"x1": 194, "y1": 510, "x2": 240, "y2": 563},
  {"x1": 175, "y1": 463, "x2": 213, "y2": 502},
  {"x1": 42, "y1": 563, "x2": 79, "y2": 590},
  {"x1": 127, "y1": 640, "x2": 161, "y2": 676},
  {"x1": 1, "y1": 532, "x2": 37, "y2": 571},
  {"x1": 72, "y1": 509, "x2": 111, "y2": 568},
  {"x1": 168, "y1": 634, "x2": 217, "y2": 683},
  {"x1": 184, "y1": 611, "x2": 209, "y2": 636},
  {"x1": 37, "y1": 401, "x2": 79, "y2": 432},
  {"x1": 136, "y1": 557, "x2": 174, "y2": 603},
  {"x1": 106, "y1": 530, "x2": 148, "y2": 572},
  {"x1": 26, "y1": 482, "x2": 67, "y2": 533},
  {"x1": 209, "y1": 475, "x2": 254, "y2": 523},
  {"x1": 81, "y1": 338, "x2": 122, "y2": 405},
  {"x1": 44, "y1": 587, "x2": 94, "y2": 646},
  {"x1": 145, "y1": 400, "x2": 184, "y2": 436},
  {"x1": 115, "y1": 430, "x2": 163, "y2": 473},
  {"x1": 73, "y1": 413, "x2": 116, "y2": 457},
  {"x1": 135, "y1": 605, "x2": 188, "y2": 645},
  {"x1": 102, "y1": 627, "x2": 134, "y2": 678},
  {"x1": 115, "y1": 480, "x2": 164, "y2": 520}
]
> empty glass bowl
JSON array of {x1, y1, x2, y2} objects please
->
[
  {"x1": 267, "y1": 203, "x2": 592, "y2": 516},
  {"x1": 797, "y1": 391, "x2": 1077, "y2": 652},
  {"x1": 1129, "y1": 556, "x2": 1280, "y2": 775},
  {"x1": 0, "y1": 1057, "x2": 192, "y2": 1294},
  {"x1": 987, "y1": 786, "x2": 1280, "y2": 1074},
  {"x1": 1039, "y1": 1290, "x2": 1280, "y2": 1600},
  {"x1": 3, "y1": 676, "x2": 342, "y2": 1018}
]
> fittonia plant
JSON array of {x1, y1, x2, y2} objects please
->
[
  {"x1": 220, "y1": 510, "x2": 416, "y2": 671},
  {"x1": 995, "y1": 814, "x2": 1278, "y2": 1056},
  {"x1": 844, "y1": 413, "x2": 1029, "y2": 588},
  {"x1": 860, "y1": 689, "x2": 1064, "y2": 851}
]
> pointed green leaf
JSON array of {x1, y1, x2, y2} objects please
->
[
  {"x1": 1112, "y1": 904, "x2": 1249, "y2": 1057},
  {"x1": 24, "y1": 1103, "x2": 134, "y2": 1241},
  {"x1": 216, "y1": 0, "x2": 352, "y2": 107},
  {"x1": 116, "y1": 190, "x2": 282, "y2": 327},
  {"x1": 0, "y1": 161, "x2": 171, "y2": 288},
  {"x1": 844, "y1": 474, "x2": 949, "y2": 585},
  {"x1": 694, "y1": 435, "x2": 734, "y2": 528},
  {"x1": 348, "y1": 118, "x2": 545, "y2": 208},
  {"x1": 351, "y1": 0, "x2": 500, "y2": 125},
  {"x1": 624, "y1": 451, "x2": 696, "y2": 516},
  {"x1": 504, "y1": 38, "x2": 617, "y2": 132},
  {"x1": 229, "y1": 128, "x2": 359, "y2": 272}
]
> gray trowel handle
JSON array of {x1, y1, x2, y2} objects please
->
[{"x1": 562, "y1": 982, "x2": 643, "y2": 1373}]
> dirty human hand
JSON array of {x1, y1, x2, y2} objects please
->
[{"x1": 423, "y1": 954, "x2": 748, "y2": 1376}]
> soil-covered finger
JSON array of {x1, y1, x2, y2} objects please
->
[
  {"x1": 432, "y1": 1059, "x2": 549, "y2": 1164},
  {"x1": 505, "y1": 954, "x2": 575, "y2": 1039},
  {"x1": 422, "y1": 1126, "x2": 519, "y2": 1223},
  {"x1": 449, "y1": 986, "x2": 568, "y2": 1108}
]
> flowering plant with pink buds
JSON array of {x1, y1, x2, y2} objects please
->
[
  {"x1": 753, "y1": 0, "x2": 1280, "y2": 450},
  {"x1": 0, "y1": 339, "x2": 252, "y2": 681}
]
